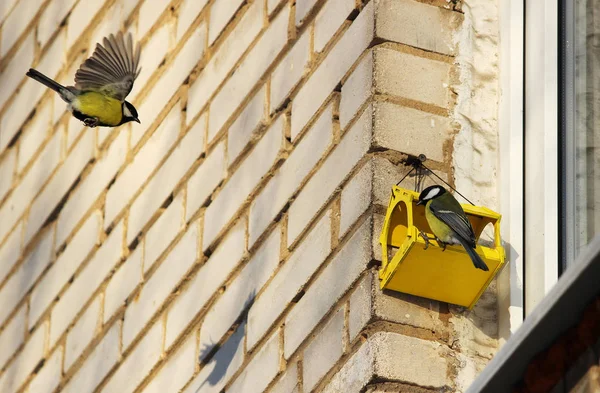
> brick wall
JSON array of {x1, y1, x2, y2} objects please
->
[{"x1": 0, "y1": 0, "x2": 499, "y2": 392}]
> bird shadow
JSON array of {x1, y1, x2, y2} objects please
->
[{"x1": 194, "y1": 290, "x2": 255, "y2": 391}]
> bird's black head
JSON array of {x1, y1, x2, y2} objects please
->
[
  {"x1": 417, "y1": 185, "x2": 446, "y2": 205},
  {"x1": 122, "y1": 101, "x2": 140, "y2": 124}
]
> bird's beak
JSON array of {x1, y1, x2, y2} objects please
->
[
  {"x1": 134, "y1": 117, "x2": 141, "y2": 124},
  {"x1": 416, "y1": 200, "x2": 424, "y2": 206}
]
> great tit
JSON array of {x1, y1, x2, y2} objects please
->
[
  {"x1": 26, "y1": 32, "x2": 141, "y2": 128},
  {"x1": 417, "y1": 185, "x2": 489, "y2": 271}
]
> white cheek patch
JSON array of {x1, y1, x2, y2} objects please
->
[
  {"x1": 423, "y1": 187, "x2": 441, "y2": 201},
  {"x1": 123, "y1": 105, "x2": 132, "y2": 117}
]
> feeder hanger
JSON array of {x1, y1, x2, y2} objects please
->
[{"x1": 395, "y1": 154, "x2": 475, "y2": 206}]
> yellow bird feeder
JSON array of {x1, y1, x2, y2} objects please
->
[{"x1": 379, "y1": 186, "x2": 506, "y2": 309}]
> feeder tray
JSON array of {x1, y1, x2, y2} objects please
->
[{"x1": 379, "y1": 186, "x2": 506, "y2": 309}]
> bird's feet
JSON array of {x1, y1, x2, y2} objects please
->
[
  {"x1": 83, "y1": 117, "x2": 99, "y2": 128},
  {"x1": 419, "y1": 230, "x2": 433, "y2": 250},
  {"x1": 436, "y1": 238, "x2": 447, "y2": 251}
]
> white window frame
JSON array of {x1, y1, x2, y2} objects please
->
[{"x1": 498, "y1": 0, "x2": 559, "y2": 338}]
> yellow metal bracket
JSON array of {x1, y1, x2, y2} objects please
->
[{"x1": 379, "y1": 186, "x2": 506, "y2": 309}]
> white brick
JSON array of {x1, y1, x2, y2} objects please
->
[
  {"x1": 134, "y1": 24, "x2": 206, "y2": 145},
  {"x1": 348, "y1": 271, "x2": 373, "y2": 342},
  {"x1": 284, "y1": 217, "x2": 371, "y2": 358},
  {"x1": 50, "y1": 223, "x2": 123, "y2": 347},
  {"x1": 182, "y1": 322, "x2": 245, "y2": 393},
  {"x1": 228, "y1": 330, "x2": 280, "y2": 393},
  {"x1": 203, "y1": 117, "x2": 282, "y2": 249},
  {"x1": 128, "y1": 115, "x2": 204, "y2": 244},
  {"x1": 62, "y1": 323, "x2": 120, "y2": 393},
  {"x1": 376, "y1": 0, "x2": 460, "y2": 56},
  {"x1": 187, "y1": 0, "x2": 262, "y2": 124},
  {"x1": 340, "y1": 161, "x2": 373, "y2": 237},
  {"x1": 270, "y1": 362, "x2": 300, "y2": 393},
  {"x1": 0, "y1": 129, "x2": 61, "y2": 244},
  {"x1": 314, "y1": 0, "x2": 355, "y2": 53},
  {"x1": 0, "y1": 221, "x2": 21, "y2": 286},
  {"x1": 104, "y1": 246, "x2": 142, "y2": 322},
  {"x1": 141, "y1": 334, "x2": 195, "y2": 393},
  {"x1": 208, "y1": 5, "x2": 289, "y2": 139},
  {"x1": 373, "y1": 101, "x2": 450, "y2": 162},
  {"x1": 267, "y1": 0, "x2": 284, "y2": 15},
  {"x1": 295, "y1": 0, "x2": 319, "y2": 26},
  {"x1": 105, "y1": 106, "x2": 180, "y2": 228},
  {"x1": 165, "y1": 220, "x2": 244, "y2": 348},
  {"x1": 25, "y1": 131, "x2": 94, "y2": 245},
  {"x1": 0, "y1": 0, "x2": 17, "y2": 23},
  {"x1": 185, "y1": 141, "x2": 225, "y2": 223},
  {"x1": 66, "y1": 0, "x2": 105, "y2": 49},
  {"x1": 270, "y1": 31, "x2": 310, "y2": 113},
  {"x1": 123, "y1": 224, "x2": 198, "y2": 348},
  {"x1": 29, "y1": 211, "x2": 101, "y2": 326},
  {"x1": 199, "y1": 228, "x2": 280, "y2": 357},
  {"x1": 0, "y1": 0, "x2": 43, "y2": 57},
  {"x1": 101, "y1": 321, "x2": 163, "y2": 393},
  {"x1": 0, "y1": 306, "x2": 25, "y2": 370},
  {"x1": 132, "y1": 24, "x2": 170, "y2": 101},
  {"x1": 177, "y1": 0, "x2": 208, "y2": 39},
  {"x1": 227, "y1": 87, "x2": 266, "y2": 164},
  {"x1": 138, "y1": 0, "x2": 170, "y2": 39},
  {"x1": 18, "y1": 104, "x2": 52, "y2": 173},
  {"x1": 0, "y1": 32, "x2": 34, "y2": 111},
  {"x1": 0, "y1": 228, "x2": 54, "y2": 327},
  {"x1": 37, "y1": 0, "x2": 76, "y2": 47},
  {"x1": 321, "y1": 336, "x2": 372, "y2": 393},
  {"x1": 88, "y1": 3, "x2": 126, "y2": 63},
  {"x1": 340, "y1": 50, "x2": 373, "y2": 129},
  {"x1": 291, "y1": 1, "x2": 374, "y2": 139},
  {"x1": 0, "y1": 148, "x2": 15, "y2": 202},
  {"x1": 249, "y1": 105, "x2": 332, "y2": 246},
  {"x1": 247, "y1": 213, "x2": 331, "y2": 349},
  {"x1": 375, "y1": 48, "x2": 450, "y2": 108},
  {"x1": 0, "y1": 80, "x2": 45, "y2": 152},
  {"x1": 288, "y1": 106, "x2": 371, "y2": 245},
  {"x1": 27, "y1": 344, "x2": 62, "y2": 393},
  {"x1": 0, "y1": 322, "x2": 46, "y2": 393},
  {"x1": 208, "y1": 0, "x2": 244, "y2": 45},
  {"x1": 65, "y1": 296, "x2": 100, "y2": 370},
  {"x1": 144, "y1": 192, "x2": 184, "y2": 272},
  {"x1": 56, "y1": 131, "x2": 127, "y2": 247},
  {"x1": 36, "y1": 31, "x2": 67, "y2": 86},
  {"x1": 303, "y1": 307, "x2": 344, "y2": 391}
]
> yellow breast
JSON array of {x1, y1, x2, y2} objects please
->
[{"x1": 74, "y1": 92, "x2": 123, "y2": 126}]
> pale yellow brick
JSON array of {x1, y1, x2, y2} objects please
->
[
  {"x1": 314, "y1": 0, "x2": 355, "y2": 53},
  {"x1": 104, "y1": 246, "x2": 142, "y2": 323},
  {"x1": 177, "y1": 0, "x2": 208, "y2": 39},
  {"x1": 0, "y1": 306, "x2": 26, "y2": 370},
  {"x1": 208, "y1": 0, "x2": 245, "y2": 45},
  {"x1": 27, "y1": 344, "x2": 62, "y2": 393},
  {"x1": 37, "y1": 0, "x2": 77, "y2": 47},
  {"x1": 144, "y1": 192, "x2": 184, "y2": 272},
  {"x1": 101, "y1": 322, "x2": 163, "y2": 393},
  {"x1": 187, "y1": 0, "x2": 262, "y2": 124},
  {"x1": 208, "y1": 5, "x2": 289, "y2": 140},
  {"x1": 0, "y1": 32, "x2": 34, "y2": 111},
  {"x1": 141, "y1": 334, "x2": 195, "y2": 393},
  {"x1": 138, "y1": 0, "x2": 171, "y2": 39},
  {"x1": 228, "y1": 87, "x2": 266, "y2": 164},
  {"x1": 0, "y1": 0, "x2": 44, "y2": 56},
  {"x1": 131, "y1": 24, "x2": 170, "y2": 100},
  {"x1": 373, "y1": 101, "x2": 450, "y2": 162},
  {"x1": 228, "y1": 330, "x2": 280, "y2": 393},
  {"x1": 65, "y1": 296, "x2": 101, "y2": 370},
  {"x1": 0, "y1": 80, "x2": 45, "y2": 152},
  {"x1": 0, "y1": 322, "x2": 47, "y2": 393},
  {"x1": 374, "y1": 47, "x2": 451, "y2": 108},
  {"x1": 0, "y1": 221, "x2": 21, "y2": 288},
  {"x1": 66, "y1": 0, "x2": 105, "y2": 49},
  {"x1": 270, "y1": 31, "x2": 310, "y2": 113},
  {"x1": 18, "y1": 103, "x2": 52, "y2": 173},
  {"x1": 0, "y1": 148, "x2": 16, "y2": 207}
]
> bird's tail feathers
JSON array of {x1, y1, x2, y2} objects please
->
[
  {"x1": 26, "y1": 69, "x2": 74, "y2": 102},
  {"x1": 459, "y1": 238, "x2": 489, "y2": 271}
]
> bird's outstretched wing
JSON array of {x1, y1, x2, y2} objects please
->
[
  {"x1": 429, "y1": 200, "x2": 476, "y2": 247},
  {"x1": 74, "y1": 32, "x2": 141, "y2": 101}
]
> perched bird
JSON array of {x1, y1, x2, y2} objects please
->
[
  {"x1": 416, "y1": 185, "x2": 489, "y2": 271},
  {"x1": 26, "y1": 32, "x2": 141, "y2": 128}
]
